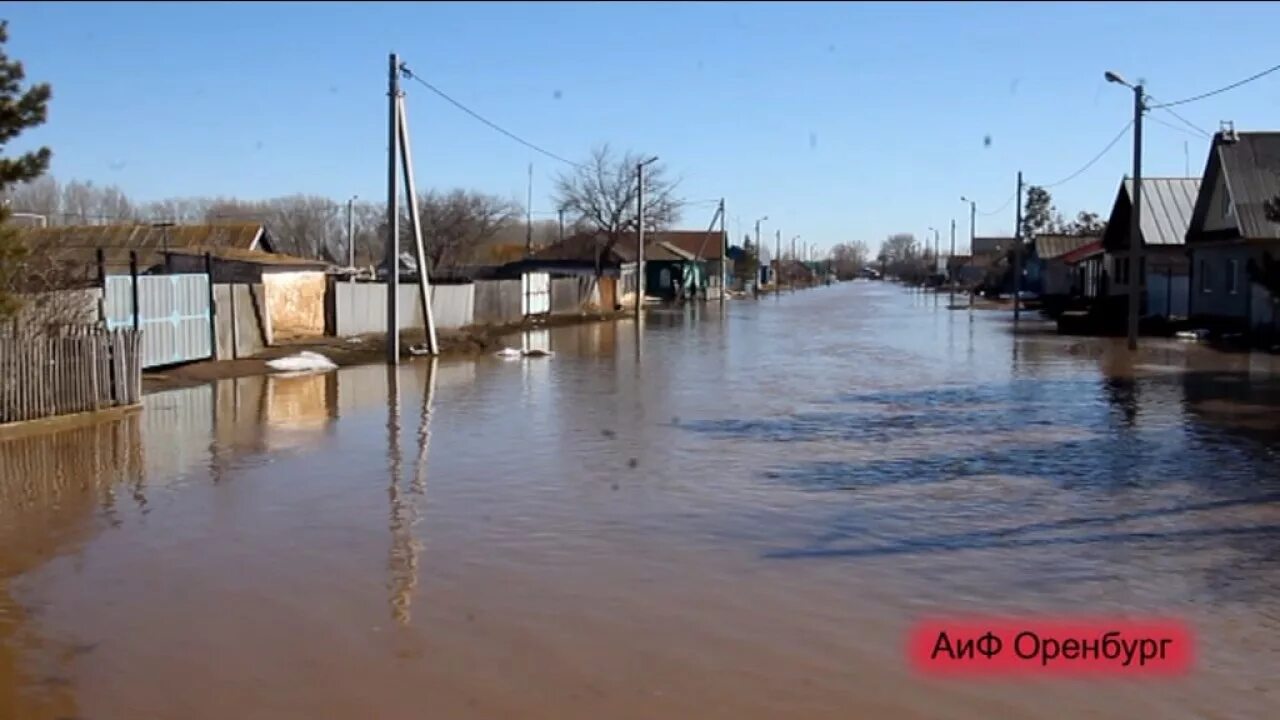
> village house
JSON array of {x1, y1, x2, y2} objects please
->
[
  {"x1": 1185, "y1": 128, "x2": 1280, "y2": 334},
  {"x1": 1025, "y1": 234, "x2": 1101, "y2": 316},
  {"x1": 511, "y1": 230, "x2": 726, "y2": 307},
  {"x1": 1097, "y1": 177, "x2": 1200, "y2": 322}
]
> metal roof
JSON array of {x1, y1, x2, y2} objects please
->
[
  {"x1": 1122, "y1": 177, "x2": 1201, "y2": 246},
  {"x1": 1034, "y1": 234, "x2": 1100, "y2": 259},
  {"x1": 1196, "y1": 131, "x2": 1280, "y2": 240}
]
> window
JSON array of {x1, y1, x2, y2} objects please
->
[
  {"x1": 1200, "y1": 259, "x2": 1211, "y2": 293},
  {"x1": 1227, "y1": 259, "x2": 1239, "y2": 295}
]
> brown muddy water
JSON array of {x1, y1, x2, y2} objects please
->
[{"x1": 3, "y1": 281, "x2": 1280, "y2": 719}]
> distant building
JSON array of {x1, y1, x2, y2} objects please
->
[{"x1": 1100, "y1": 177, "x2": 1200, "y2": 320}]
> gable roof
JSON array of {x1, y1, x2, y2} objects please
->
[
  {"x1": 528, "y1": 231, "x2": 712, "y2": 265},
  {"x1": 1061, "y1": 239, "x2": 1104, "y2": 265},
  {"x1": 1188, "y1": 131, "x2": 1280, "y2": 242},
  {"x1": 644, "y1": 231, "x2": 727, "y2": 260},
  {"x1": 15, "y1": 222, "x2": 271, "y2": 253},
  {"x1": 1034, "y1": 234, "x2": 1100, "y2": 259},
  {"x1": 972, "y1": 236, "x2": 1015, "y2": 255},
  {"x1": 1101, "y1": 177, "x2": 1200, "y2": 250}
]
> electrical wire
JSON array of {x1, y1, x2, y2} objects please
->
[
  {"x1": 977, "y1": 192, "x2": 1016, "y2": 216},
  {"x1": 1037, "y1": 120, "x2": 1133, "y2": 189},
  {"x1": 399, "y1": 64, "x2": 585, "y2": 169},
  {"x1": 1148, "y1": 62, "x2": 1280, "y2": 109},
  {"x1": 1152, "y1": 102, "x2": 1212, "y2": 140},
  {"x1": 1148, "y1": 114, "x2": 1210, "y2": 140}
]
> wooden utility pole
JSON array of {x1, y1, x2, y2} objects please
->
[
  {"x1": 526, "y1": 162, "x2": 534, "y2": 257},
  {"x1": 775, "y1": 229, "x2": 781, "y2": 297},
  {"x1": 386, "y1": 53, "x2": 401, "y2": 364},
  {"x1": 1014, "y1": 170, "x2": 1024, "y2": 322},
  {"x1": 949, "y1": 218, "x2": 956, "y2": 305}
]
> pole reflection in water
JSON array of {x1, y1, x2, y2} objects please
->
[{"x1": 386, "y1": 358, "x2": 437, "y2": 626}]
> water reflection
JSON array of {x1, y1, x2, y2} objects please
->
[{"x1": 385, "y1": 358, "x2": 437, "y2": 626}]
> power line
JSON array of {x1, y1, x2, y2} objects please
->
[
  {"x1": 398, "y1": 64, "x2": 585, "y2": 169},
  {"x1": 1036, "y1": 120, "x2": 1133, "y2": 189},
  {"x1": 977, "y1": 192, "x2": 1016, "y2": 216},
  {"x1": 1151, "y1": 102, "x2": 1212, "y2": 140},
  {"x1": 1148, "y1": 114, "x2": 1210, "y2": 140},
  {"x1": 1148, "y1": 62, "x2": 1280, "y2": 109}
]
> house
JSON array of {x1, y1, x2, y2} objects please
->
[
  {"x1": 971, "y1": 236, "x2": 1016, "y2": 258},
  {"x1": 946, "y1": 254, "x2": 987, "y2": 287},
  {"x1": 1062, "y1": 239, "x2": 1105, "y2": 300},
  {"x1": 644, "y1": 230, "x2": 730, "y2": 298},
  {"x1": 512, "y1": 230, "x2": 720, "y2": 307},
  {"x1": 1027, "y1": 234, "x2": 1101, "y2": 316},
  {"x1": 11, "y1": 221, "x2": 278, "y2": 292},
  {"x1": 1185, "y1": 129, "x2": 1280, "y2": 333},
  {"x1": 1100, "y1": 177, "x2": 1200, "y2": 321}
]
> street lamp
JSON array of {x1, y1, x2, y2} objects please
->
[
  {"x1": 959, "y1": 197, "x2": 977, "y2": 254},
  {"x1": 347, "y1": 195, "x2": 359, "y2": 268},
  {"x1": 1106, "y1": 69, "x2": 1145, "y2": 351},
  {"x1": 636, "y1": 155, "x2": 660, "y2": 313},
  {"x1": 928, "y1": 226, "x2": 942, "y2": 275},
  {"x1": 753, "y1": 215, "x2": 768, "y2": 289}
]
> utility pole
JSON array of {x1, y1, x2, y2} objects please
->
[
  {"x1": 1128, "y1": 84, "x2": 1145, "y2": 351},
  {"x1": 1105, "y1": 70, "x2": 1146, "y2": 351},
  {"x1": 718, "y1": 198, "x2": 727, "y2": 305},
  {"x1": 526, "y1": 162, "x2": 534, "y2": 257},
  {"x1": 347, "y1": 195, "x2": 357, "y2": 269},
  {"x1": 1014, "y1": 170, "x2": 1024, "y2": 321},
  {"x1": 386, "y1": 53, "x2": 401, "y2": 365},
  {"x1": 949, "y1": 218, "x2": 956, "y2": 305},
  {"x1": 775, "y1": 229, "x2": 781, "y2": 296},
  {"x1": 636, "y1": 156, "x2": 659, "y2": 314},
  {"x1": 790, "y1": 235, "x2": 796, "y2": 292},
  {"x1": 397, "y1": 79, "x2": 438, "y2": 356},
  {"x1": 558, "y1": 207, "x2": 565, "y2": 243}
]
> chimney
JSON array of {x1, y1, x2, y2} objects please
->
[{"x1": 1219, "y1": 121, "x2": 1238, "y2": 143}]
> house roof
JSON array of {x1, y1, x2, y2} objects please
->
[
  {"x1": 1188, "y1": 131, "x2": 1280, "y2": 242},
  {"x1": 528, "y1": 232, "x2": 705, "y2": 265},
  {"x1": 1061, "y1": 239, "x2": 1105, "y2": 265},
  {"x1": 15, "y1": 222, "x2": 270, "y2": 253},
  {"x1": 162, "y1": 246, "x2": 329, "y2": 269},
  {"x1": 643, "y1": 231, "x2": 727, "y2": 260},
  {"x1": 972, "y1": 236, "x2": 1015, "y2": 255},
  {"x1": 1101, "y1": 177, "x2": 1200, "y2": 250},
  {"x1": 1035, "y1": 234, "x2": 1101, "y2": 260}
]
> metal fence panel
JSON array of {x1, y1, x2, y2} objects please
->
[{"x1": 104, "y1": 274, "x2": 212, "y2": 368}]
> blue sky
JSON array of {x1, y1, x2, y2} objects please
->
[{"x1": 5, "y1": 1, "x2": 1280, "y2": 255}]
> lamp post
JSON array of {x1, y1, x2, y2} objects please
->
[
  {"x1": 347, "y1": 195, "x2": 358, "y2": 268},
  {"x1": 754, "y1": 215, "x2": 768, "y2": 292},
  {"x1": 635, "y1": 156, "x2": 660, "y2": 314},
  {"x1": 928, "y1": 226, "x2": 941, "y2": 278},
  {"x1": 1106, "y1": 70, "x2": 1145, "y2": 351}
]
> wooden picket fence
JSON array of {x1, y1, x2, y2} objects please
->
[{"x1": 0, "y1": 325, "x2": 142, "y2": 424}]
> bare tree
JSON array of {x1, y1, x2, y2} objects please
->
[
  {"x1": 553, "y1": 144, "x2": 682, "y2": 271},
  {"x1": 403, "y1": 189, "x2": 519, "y2": 273},
  {"x1": 831, "y1": 240, "x2": 870, "y2": 280},
  {"x1": 2, "y1": 174, "x2": 59, "y2": 220}
]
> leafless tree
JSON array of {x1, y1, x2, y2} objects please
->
[
  {"x1": 401, "y1": 189, "x2": 519, "y2": 273},
  {"x1": 830, "y1": 240, "x2": 870, "y2": 280},
  {"x1": 553, "y1": 144, "x2": 682, "y2": 271},
  {"x1": 2, "y1": 174, "x2": 59, "y2": 220}
]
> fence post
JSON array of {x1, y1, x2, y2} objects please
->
[
  {"x1": 129, "y1": 251, "x2": 140, "y2": 332},
  {"x1": 205, "y1": 252, "x2": 217, "y2": 360}
]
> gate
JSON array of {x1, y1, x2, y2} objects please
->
[
  {"x1": 104, "y1": 274, "x2": 213, "y2": 368},
  {"x1": 521, "y1": 271, "x2": 550, "y2": 316}
]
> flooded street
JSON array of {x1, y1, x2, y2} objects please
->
[{"x1": 3, "y1": 281, "x2": 1280, "y2": 719}]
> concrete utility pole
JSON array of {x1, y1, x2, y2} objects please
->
[
  {"x1": 1107, "y1": 70, "x2": 1145, "y2": 351},
  {"x1": 1014, "y1": 170, "x2": 1024, "y2": 321},
  {"x1": 753, "y1": 215, "x2": 767, "y2": 296},
  {"x1": 397, "y1": 84, "x2": 438, "y2": 356},
  {"x1": 636, "y1": 156, "x2": 659, "y2": 314},
  {"x1": 790, "y1": 235, "x2": 797, "y2": 292},
  {"x1": 775, "y1": 229, "x2": 781, "y2": 296},
  {"x1": 718, "y1": 198, "x2": 727, "y2": 305},
  {"x1": 949, "y1": 218, "x2": 956, "y2": 305},
  {"x1": 526, "y1": 162, "x2": 534, "y2": 257},
  {"x1": 386, "y1": 53, "x2": 401, "y2": 364},
  {"x1": 347, "y1": 195, "x2": 358, "y2": 268}
]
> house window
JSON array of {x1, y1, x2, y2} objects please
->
[
  {"x1": 1199, "y1": 259, "x2": 1211, "y2": 293},
  {"x1": 1227, "y1": 259, "x2": 1239, "y2": 295}
]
